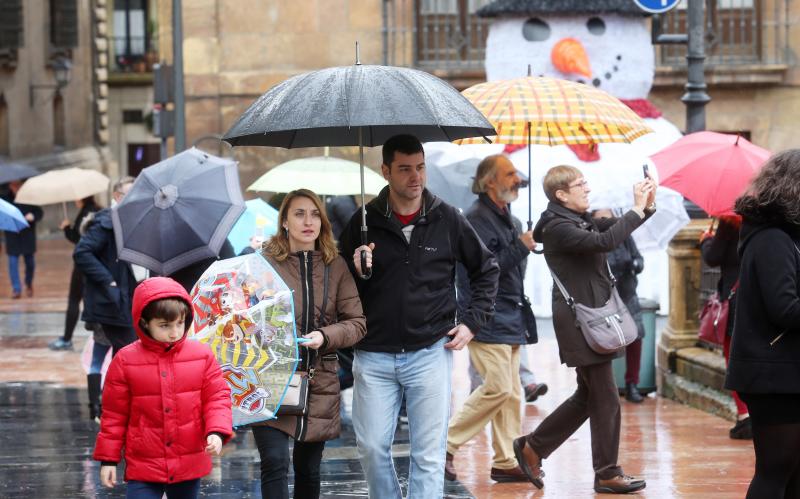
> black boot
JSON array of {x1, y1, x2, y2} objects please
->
[
  {"x1": 87, "y1": 374, "x2": 102, "y2": 423},
  {"x1": 625, "y1": 382, "x2": 644, "y2": 403}
]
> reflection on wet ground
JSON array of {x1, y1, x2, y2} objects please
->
[{"x1": 0, "y1": 383, "x2": 473, "y2": 498}]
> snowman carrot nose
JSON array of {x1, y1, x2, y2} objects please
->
[{"x1": 551, "y1": 38, "x2": 592, "y2": 78}]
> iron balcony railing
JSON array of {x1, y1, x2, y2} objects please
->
[{"x1": 382, "y1": 0, "x2": 789, "y2": 72}]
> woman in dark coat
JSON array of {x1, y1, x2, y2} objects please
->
[
  {"x1": 700, "y1": 215, "x2": 751, "y2": 439},
  {"x1": 514, "y1": 165, "x2": 656, "y2": 495},
  {"x1": 726, "y1": 149, "x2": 800, "y2": 498},
  {"x1": 49, "y1": 196, "x2": 100, "y2": 351},
  {"x1": 3, "y1": 180, "x2": 43, "y2": 298}
]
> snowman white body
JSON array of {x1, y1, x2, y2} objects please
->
[{"x1": 434, "y1": 13, "x2": 686, "y2": 316}]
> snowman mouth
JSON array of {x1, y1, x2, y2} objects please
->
[{"x1": 574, "y1": 54, "x2": 623, "y2": 89}]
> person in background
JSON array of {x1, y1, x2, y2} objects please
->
[
  {"x1": 238, "y1": 234, "x2": 264, "y2": 256},
  {"x1": 446, "y1": 154, "x2": 537, "y2": 483},
  {"x1": 3, "y1": 180, "x2": 43, "y2": 299},
  {"x1": 594, "y1": 209, "x2": 646, "y2": 404},
  {"x1": 701, "y1": 215, "x2": 750, "y2": 439},
  {"x1": 74, "y1": 177, "x2": 137, "y2": 356},
  {"x1": 49, "y1": 195, "x2": 101, "y2": 351},
  {"x1": 726, "y1": 149, "x2": 800, "y2": 498}
]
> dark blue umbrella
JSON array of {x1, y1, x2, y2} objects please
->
[
  {"x1": 111, "y1": 148, "x2": 246, "y2": 275},
  {"x1": 0, "y1": 163, "x2": 39, "y2": 184},
  {"x1": 0, "y1": 198, "x2": 29, "y2": 232}
]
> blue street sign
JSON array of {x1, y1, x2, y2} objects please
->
[{"x1": 632, "y1": 0, "x2": 682, "y2": 14}]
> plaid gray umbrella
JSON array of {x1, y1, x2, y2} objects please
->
[{"x1": 111, "y1": 148, "x2": 245, "y2": 275}]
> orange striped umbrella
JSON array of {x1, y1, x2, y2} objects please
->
[{"x1": 456, "y1": 76, "x2": 651, "y2": 146}]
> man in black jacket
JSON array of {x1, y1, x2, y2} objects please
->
[
  {"x1": 446, "y1": 154, "x2": 537, "y2": 483},
  {"x1": 73, "y1": 177, "x2": 137, "y2": 356},
  {"x1": 3, "y1": 180, "x2": 44, "y2": 299},
  {"x1": 340, "y1": 134, "x2": 499, "y2": 498}
]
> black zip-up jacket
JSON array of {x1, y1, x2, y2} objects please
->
[
  {"x1": 340, "y1": 187, "x2": 499, "y2": 353},
  {"x1": 456, "y1": 194, "x2": 533, "y2": 345},
  {"x1": 725, "y1": 220, "x2": 800, "y2": 394}
]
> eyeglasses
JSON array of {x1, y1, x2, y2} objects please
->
[{"x1": 567, "y1": 179, "x2": 589, "y2": 190}]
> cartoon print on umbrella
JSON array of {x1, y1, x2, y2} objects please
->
[{"x1": 190, "y1": 253, "x2": 299, "y2": 427}]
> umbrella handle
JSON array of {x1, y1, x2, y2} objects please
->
[{"x1": 359, "y1": 227, "x2": 372, "y2": 280}]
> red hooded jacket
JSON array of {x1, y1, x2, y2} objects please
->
[{"x1": 93, "y1": 277, "x2": 232, "y2": 484}]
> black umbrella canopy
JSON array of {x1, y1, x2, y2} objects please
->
[
  {"x1": 222, "y1": 64, "x2": 496, "y2": 148},
  {"x1": 0, "y1": 163, "x2": 39, "y2": 184}
]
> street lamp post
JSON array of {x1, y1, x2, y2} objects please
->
[
  {"x1": 173, "y1": 0, "x2": 186, "y2": 153},
  {"x1": 682, "y1": 0, "x2": 711, "y2": 133},
  {"x1": 29, "y1": 57, "x2": 72, "y2": 107}
]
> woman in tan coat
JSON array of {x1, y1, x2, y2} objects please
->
[{"x1": 252, "y1": 189, "x2": 366, "y2": 499}]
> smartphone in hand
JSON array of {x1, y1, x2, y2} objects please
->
[{"x1": 642, "y1": 164, "x2": 651, "y2": 179}]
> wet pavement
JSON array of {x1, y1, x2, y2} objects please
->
[{"x1": 0, "y1": 240, "x2": 756, "y2": 498}]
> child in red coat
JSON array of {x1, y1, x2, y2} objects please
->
[{"x1": 93, "y1": 277, "x2": 232, "y2": 498}]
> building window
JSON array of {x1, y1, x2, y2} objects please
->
[
  {"x1": 53, "y1": 94, "x2": 66, "y2": 147},
  {"x1": 0, "y1": 0, "x2": 23, "y2": 68},
  {"x1": 127, "y1": 143, "x2": 160, "y2": 177},
  {"x1": 0, "y1": 94, "x2": 9, "y2": 156},
  {"x1": 50, "y1": 0, "x2": 78, "y2": 58},
  {"x1": 113, "y1": 0, "x2": 150, "y2": 72},
  {"x1": 415, "y1": 0, "x2": 493, "y2": 71}
]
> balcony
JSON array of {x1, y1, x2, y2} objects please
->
[{"x1": 382, "y1": 0, "x2": 790, "y2": 88}]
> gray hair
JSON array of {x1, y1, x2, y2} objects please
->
[
  {"x1": 471, "y1": 155, "x2": 506, "y2": 194},
  {"x1": 113, "y1": 176, "x2": 135, "y2": 193}
]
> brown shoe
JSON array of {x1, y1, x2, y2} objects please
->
[
  {"x1": 490, "y1": 466, "x2": 530, "y2": 483},
  {"x1": 25, "y1": 285, "x2": 32, "y2": 297},
  {"x1": 512, "y1": 437, "x2": 544, "y2": 489},
  {"x1": 594, "y1": 474, "x2": 646, "y2": 494},
  {"x1": 11, "y1": 291, "x2": 21, "y2": 299},
  {"x1": 444, "y1": 452, "x2": 457, "y2": 481}
]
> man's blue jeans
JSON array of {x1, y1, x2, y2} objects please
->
[
  {"x1": 352, "y1": 337, "x2": 453, "y2": 499},
  {"x1": 7, "y1": 253, "x2": 34, "y2": 294}
]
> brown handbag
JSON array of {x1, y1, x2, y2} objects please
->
[{"x1": 277, "y1": 265, "x2": 329, "y2": 417}]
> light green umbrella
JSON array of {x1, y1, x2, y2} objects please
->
[{"x1": 248, "y1": 156, "x2": 386, "y2": 196}]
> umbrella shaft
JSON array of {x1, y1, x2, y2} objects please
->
[{"x1": 359, "y1": 128, "x2": 367, "y2": 227}]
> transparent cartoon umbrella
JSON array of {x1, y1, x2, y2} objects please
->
[{"x1": 189, "y1": 252, "x2": 299, "y2": 427}]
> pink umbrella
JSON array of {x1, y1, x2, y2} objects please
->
[{"x1": 651, "y1": 131, "x2": 770, "y2": 217}]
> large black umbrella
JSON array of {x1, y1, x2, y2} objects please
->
[
  {"x1": 223, "y1": 47, "x2": 495, "y2": 277},
  {"x1": 0, "y1": 163, "x2": 39, "y2": 184},
  {"x1": 111, "y1": 148, "x2": 245, "y2": 275}
]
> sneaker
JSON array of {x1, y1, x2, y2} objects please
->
[
  {"x1": 48, "y1": 338, "x2": 74, "y2": 351},
  {"x1": 524, "y1": 383, "x2": 549, "y2": 403},
  {"x1": 594, "y1": 474, "x2": 647, "y2": 494},
  {"x1": 729, "y1": 417, "x2": 753, "y2": 440}
]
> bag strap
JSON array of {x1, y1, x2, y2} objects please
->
[{"x1": 548, "y1": 258, "x2": 616, "y2": 309}]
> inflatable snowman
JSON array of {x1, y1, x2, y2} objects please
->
[{"x1": 426, "y1": 1, "x2": 687, "y2": 316}]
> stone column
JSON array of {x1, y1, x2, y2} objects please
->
[{"x1": 656, "y1": 219, "x2": 709, "y2": 391}]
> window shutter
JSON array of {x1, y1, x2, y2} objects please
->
[
  {"x1": 51, "y1": 0, "x2": 79, "y2": 48},
  {"x1": 0, "y1": 0, "x2": 24, "y2": 49}
]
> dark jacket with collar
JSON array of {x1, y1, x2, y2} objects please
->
[
  {"x1": 64, "y1": 201, "x2": 100, "y2": 245},
  {"x1": 534, "y1": 202, "x2": 648, "y2": 367},
  {"x1": 457, "y1": 193, "x2": 535, "y2": 345},
  {"x1": 73, "y1": 208, "x2": 137, "y2": 327},
  {"x1": 340, "y1": 186, "x2": 499, "y2": 353},
  {"x1": 725, "y1": 220, "x2": 800, "y2": 394},
  {"x1": 4, "y1": 199, "x2": 43, "y2": 255}
]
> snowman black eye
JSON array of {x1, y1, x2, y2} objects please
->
[
  {"x1": 522, "y1": 18, "x2": 551, "y2": 42},
  {"x1": 587, "y1": 17, "x2": 606, "y2": 36}
]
